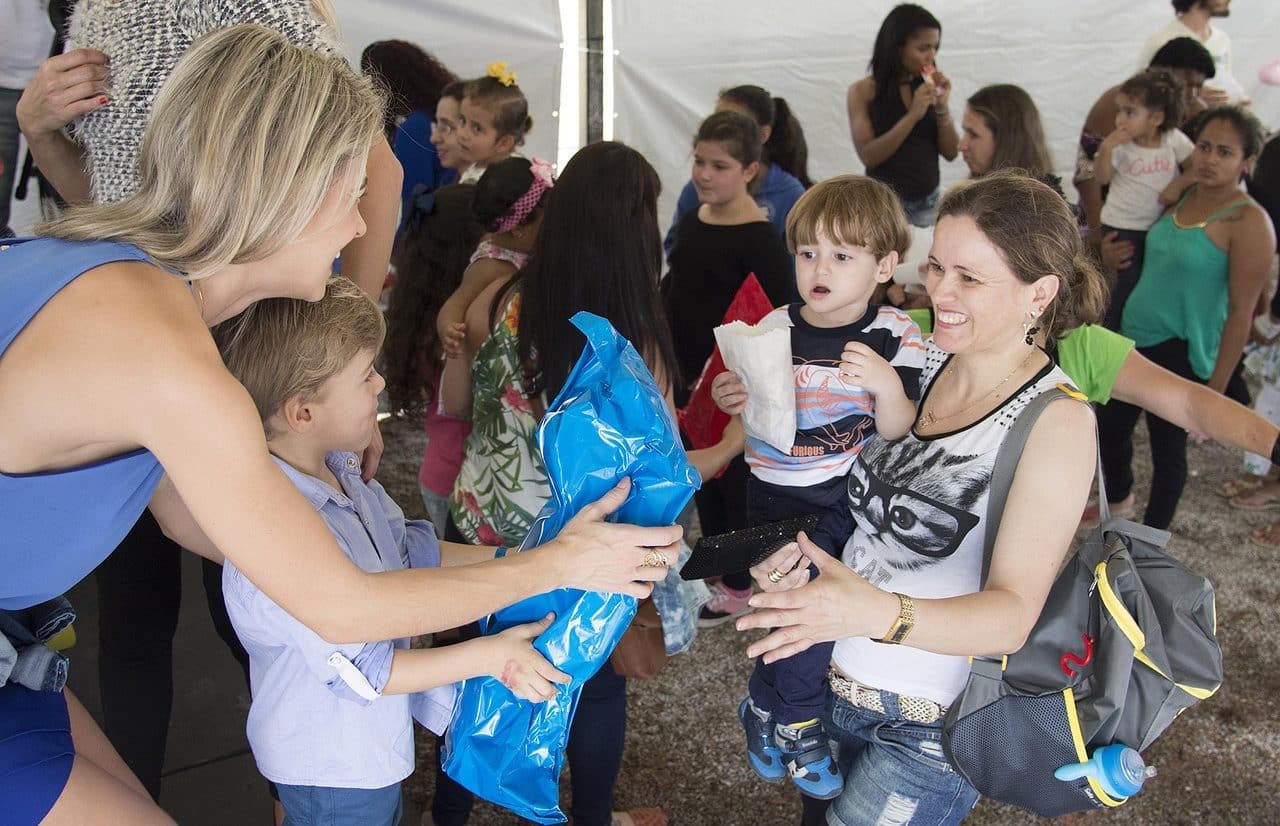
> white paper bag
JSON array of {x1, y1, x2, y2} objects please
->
[
  {"x1": 713, "y1": 315, "x2": 795, "y2": 453},
  {"x1": 892, "y1": 224, "x2": 933, "y2": 288}
]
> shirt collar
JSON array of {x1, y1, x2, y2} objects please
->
[{"x1": 269, "y1": 452, "x2": 364, "y2": 511}]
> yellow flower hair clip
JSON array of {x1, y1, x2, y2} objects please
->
[{"x1": 486, "y1": 61, "x2": 518, "y2": 87}]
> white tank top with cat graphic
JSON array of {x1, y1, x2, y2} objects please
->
[{"x1": 830, "y1": 339, "x2": 1078, "y2": 706}]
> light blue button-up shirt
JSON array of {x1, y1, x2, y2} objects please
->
[{"x1": 222, "y1": 452, "x2": 455, "y2": 789}]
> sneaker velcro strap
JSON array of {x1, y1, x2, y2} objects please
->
[{"x1": 827, "y1": 668, "x2": 945, "y2": 724}]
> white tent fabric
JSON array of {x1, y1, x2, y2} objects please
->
[
  {"x1": 612, "y1": 0, "x2": 1280, "y2": 237},
  {"x1": 9, "y1": 2, "x2": 1279, "y2": 238},
  {"x1": 333, "y1": 0, "x2": 566, "y2": 168}
]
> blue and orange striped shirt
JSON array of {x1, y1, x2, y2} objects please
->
[{"x1": 746, "y1": 303, "x2": 924, "y2": 487}]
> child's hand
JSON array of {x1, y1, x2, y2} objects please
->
[
  {"x1": 1100, "y1": 231, "x2": 1134, "y2": 272},
  {"x1": 710, "y1": 370, "x2": 748, "y2": 415},
  {"x1": 1101, "y1": 125, "x2": 1133, "y2": 149},
  {"x1": 440, "y1": 321, "x2": 467, "y2": 359},
  {"x1": 840, "y1": 342, "x2": 900, "y2": 398},
  {"x1": 486, "y1": 614, "x2": 570, "y2": 703}
]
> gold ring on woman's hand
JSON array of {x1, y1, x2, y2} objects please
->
[
  {"x1": 767, "y1": 568, "x2": 786, "y2": 583},
  {"x1": 641, "y1": 549, "x2": 669, "y2": 568}
]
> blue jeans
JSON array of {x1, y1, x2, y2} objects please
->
[
  {"x1": 276, "y1": 780, "x2": 403, "y2": 826},
  {"x1": 819, "y1": 690, "x2": 978, "y2": 826},
  {"x1": 419, "y1": 483, "x2": 451, "y2": 535},
  {"x1": 1, "y1": 86, "x2": 22, "y2": 236},
  {"x1": 900, "y1": 188, "x2": 940, "y2": 229}
]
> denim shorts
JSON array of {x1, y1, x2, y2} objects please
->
[
  {"x1": 276, "y1": 780, "x2": 403, "y2": 826},
  {"x1": 900, "y1": 188, "x2": 940, "y2": 229},
  {"x1": 822, "y1": 688, "x2": 978, "y2": 825}
]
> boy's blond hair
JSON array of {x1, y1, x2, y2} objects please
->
[
  {"x1": 784, "y1": 175, "x2": 910, "y2": 261},
  {"x1": 214, "y1": 277, "x2": 385, "y2": 435}
]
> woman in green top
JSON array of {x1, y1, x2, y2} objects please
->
[
  {"x1": 909, "y1": 315, "x2": 1278, "y2": 493},
  {"x1": 1095, "y1": 106, "x2": 1274, "y2": 529}
]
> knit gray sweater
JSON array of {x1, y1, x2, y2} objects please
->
[{"x1": 68, "y1": 0, "x2": 340, "y2": 204}]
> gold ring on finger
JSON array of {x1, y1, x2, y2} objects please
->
[
  {"x1": 641, "y1": 549, "x2": 668, "y2": 568},
  {"x1": 767, "y1": 567, "x2": 786, "y2": 583}
]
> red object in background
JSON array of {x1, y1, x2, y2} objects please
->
[{"x1": 677, "y1": 273, "x2": 777, "y2": 468}]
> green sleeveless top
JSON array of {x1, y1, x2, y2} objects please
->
[{"x1": 1120, "y1": 187, "x2": 1249, "y2": 379}]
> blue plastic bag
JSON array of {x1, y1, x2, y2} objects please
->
[{"x1": 442, "y1": 311, "x2": 700, "y2": 824}]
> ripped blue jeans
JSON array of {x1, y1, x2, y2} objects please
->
[{"x1": 823, "y1": 689, "x2": 978, "y2": 825}]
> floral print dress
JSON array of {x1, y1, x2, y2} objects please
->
[{"x1": 449, "y1": 288, "x2": 550, "y2": 547}]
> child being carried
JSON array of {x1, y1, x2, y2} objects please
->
[{"x1": 711, "y1": 176, "x2": 924, "y2": 800}]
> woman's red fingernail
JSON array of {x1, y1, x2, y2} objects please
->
[{"x1": 98, "y1": 96, "x2": 108, "y2": 104}]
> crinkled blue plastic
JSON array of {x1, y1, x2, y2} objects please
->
[{"x1": 442, "y1": 312, "x2": 700, "y2": 824}]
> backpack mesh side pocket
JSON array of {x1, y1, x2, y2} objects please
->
[{"x1": 945, "y1": 689, "x2": 1106, "y2": 817}]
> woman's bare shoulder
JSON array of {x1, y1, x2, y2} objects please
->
[
  {"x1": 0, "y1": 259, "x2": 237, "y2": 470},
  {"x1": 848, "y1": 76, "x2": 875, "y2": 101},
  {"x1": 54, "y1": 260, "x2": 218, "y2": 362}
]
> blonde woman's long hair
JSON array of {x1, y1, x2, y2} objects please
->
[
  {"x1": 40, "y1": 23, "x2": 383, "y2": 279},
  {"x1": 309, "y1": 0, "x2": 341, "y2": 32}
]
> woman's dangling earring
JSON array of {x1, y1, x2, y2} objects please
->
[{"x1": 1024, "y1": 308, "x2": 1041, "y2": 346}]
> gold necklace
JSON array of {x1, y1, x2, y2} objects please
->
[{"x1": 918, "y1": 350, "x2": 1036, "y2": 429}]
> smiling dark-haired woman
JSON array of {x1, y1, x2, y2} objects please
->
[{"x1": 738, "y1": 171, "x2": 1104, "y2": 826}]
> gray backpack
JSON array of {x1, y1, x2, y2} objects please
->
[{"x1": 940, "y1": 386, "x2": 1223, "y2": 816}]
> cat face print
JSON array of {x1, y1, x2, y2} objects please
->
[{"x1": 845, "y1": 438, "x2": 985, "y2": 572}]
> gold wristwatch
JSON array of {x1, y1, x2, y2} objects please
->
[{"x1": 878, "y1": 592, "x2": 916, "y2": 645}]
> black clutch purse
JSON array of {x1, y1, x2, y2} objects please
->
[{"x1": 679, "y1": 514, "x2": 821, "y2": 581}]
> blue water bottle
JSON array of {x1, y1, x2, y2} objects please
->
[{"x1": 1054, "y1": 744, "x2": 1156, "y2": 799}]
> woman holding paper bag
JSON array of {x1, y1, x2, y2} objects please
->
[
  {"x1": 662, "y1": 110, "x2": 794, "y2": 625},
  {"x1": 738, "y1": 171, "x2": 1103, "y2": 825}
]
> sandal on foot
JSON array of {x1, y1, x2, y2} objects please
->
[
  {"x1": 1219, "y1": 476, "x2": 1268, "y2": 498},
  {"x1": 1249, "y1": 523, "x2": 1280, "y2": 551},
  {"x1": 1230, "y1": 488, "x2": 1280, "y2": 511}
]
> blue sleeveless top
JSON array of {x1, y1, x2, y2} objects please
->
[{"x1": 0, "y1": 238, "x2": 166, "y2": 610}]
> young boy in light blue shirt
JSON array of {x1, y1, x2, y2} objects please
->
[{"x1": 214, "y1": 277, "x2": 566, "y2": 825}]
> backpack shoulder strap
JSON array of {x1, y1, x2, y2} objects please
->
[{"x1": 981, "y1": 383, "x2": 1084, "y2": 586}]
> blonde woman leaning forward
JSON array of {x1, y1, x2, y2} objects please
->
[
  {"x1": 739, "y1": 171, "x2": 1102, "y2": 826},
  {"x1": 16, "y1": 2, "x2": 405, "y2": 797},
  {"x1": 0, "y1": 26, "x2": 678, "y2": 826}
]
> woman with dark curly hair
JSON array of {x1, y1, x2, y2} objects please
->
[{"x1": 360, "y1": 39, "x2": 459, "y2": 238}]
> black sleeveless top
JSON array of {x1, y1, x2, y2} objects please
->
[{"x1": 867, "y1": 77, "x2": 940, "y2": 201}]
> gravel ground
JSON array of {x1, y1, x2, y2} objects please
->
[{"x1": 378, "y1": 412, "x2": 1280, "y2": 825}]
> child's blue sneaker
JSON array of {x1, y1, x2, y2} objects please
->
[
  {"x1": 776, "y1": 719, "x2": 844, "y2": 800},
  {"x1": 738, "y1": 699, "x2": 786, "y2": 783}
]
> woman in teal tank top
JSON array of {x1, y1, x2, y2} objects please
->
[
  {"x1": 0, "y1": 27, "x2": 679, "y2": 826},
  {"x1": 1096, "y1": 108, "x2": 1275, "y2": 530}
]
